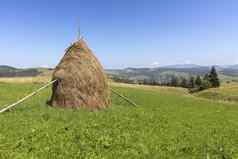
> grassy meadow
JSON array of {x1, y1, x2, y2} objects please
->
[
  {"x1": 0, "y1": 76, "x2": 51, "y2": 84},
  {"x1": 0, "y1": 81, "x2": 238, "y2": 158},
  {"x1": 195, "y1": 83, "x2": 238, "y2": 104}
]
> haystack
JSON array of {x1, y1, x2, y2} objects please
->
[{"x1": 48, "y1": 39, "x2": 110, "y2": 110}]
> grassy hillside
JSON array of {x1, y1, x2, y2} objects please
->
[
  {"x1": 195, "y1": 83, "x2": 238, "y2": 103},
  {"x1": 0, "y1": 66, "x2": 53, "y2": 78},
  {"x1": 0, "y1": 83, "x2": 238, "y2": 158},
  {"x1": 1, "y1": 65, "x2": 238, "y2": 84},
  {"x1": 0, "y1": 65, "x2": 16, "y2": 72},
  {"x1": 107, "y1": 66, "x2": 238, "y2": 84}
]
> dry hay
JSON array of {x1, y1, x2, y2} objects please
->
[{"x1": 48, "y1": 39, "x2": 110, "y2": 110}]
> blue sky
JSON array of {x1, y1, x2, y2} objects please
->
[{"x1": 0, "y1": 0, "x2": 238, "y2": 68}]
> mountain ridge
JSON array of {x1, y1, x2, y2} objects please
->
[{"x1": 1, "y1": 65, "x2": 238, "y2": 80}]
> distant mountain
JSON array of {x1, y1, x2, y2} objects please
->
[
  {"x1": 0, "y1": 65, "x2": 41, "y2": 77},
  {"x1": 0, "y1": 65, "x2": 15, "y2": 68},
  {"x1": 225, "y1": 64, "x2": 238, "y2": 69},
  {"x1": 0, "y1": 65, "x2": 17, "y2": 71},
  {"x1": 1, "y1": 64, "x2": 238, "y2": 81},
  {"x1": 161, "y1": 64, "x2": 238, "y2": 70},
  {"x1": 106, "y1": 64, "x2": 238, "y2": 84},
  {"x1": 161, "y1": 64, "x2": 203, "y2": 69}
]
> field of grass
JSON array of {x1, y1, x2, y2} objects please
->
[
  {"x1": 0, "y1": 76, "x2": 51, "y2": 84},
  {"x1": 195, "y1": 83, "x2": 238, "y2": 103},
  {"x1": 0, "y1": 82, "x2": 238, "y2": 158},
  {"x1": 219, "y1": 74, "x2": 238, "y2": 83}
]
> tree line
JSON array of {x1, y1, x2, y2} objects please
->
[
  {"x1": 164, "y1": 66, "x2": 220, "y2": 92},
  {"x1": 111, "y1": 66, "x2": 220, "y2": 92}
]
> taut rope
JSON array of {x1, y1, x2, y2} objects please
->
[
  {"x1": 0, "y1": 80, "x2": 137, "y2": 113},
  {"x1": 110, "y1": 88, "x2": 137, "y2": 107},
  {"x1": 0, "y1": 80, "x2": 57, "y2": 113}
]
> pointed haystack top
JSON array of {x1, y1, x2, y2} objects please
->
[{"x1": 48, "y1": 39, "x2": 110, "y2": 110}]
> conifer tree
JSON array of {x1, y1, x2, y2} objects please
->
[
  {"x1": 181, "y1": 78, "x2": 188, "y2": 88},
  {"x1": 209, "y1": 66, "x2": 220, "y2": 87},
  {"x1": 201, "y1": 79, "x2": 211, "y2": 90},
  {"x1": 195, "y1": 76, "x2": 202, "y2": 87},
  {"x1": 171, "y1": 75, "x2": 178, "y2": 86},
  {"x1": 203, "y1": 73, "x2": 210, "y2": 81},
  {"x1": 188, "y1": 76, "x2": 195, "y2": 88}
]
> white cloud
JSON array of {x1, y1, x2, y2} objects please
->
[
  {"x1": 40, "y1": 64, "x2": 50, "y2": 68},
  {"x1": 235, "y1": 60, "x2": 238, "y2": 64},
  {"x1": 185, "y1": 60, "x2": 191, "y2": 64},
  {"x1": 151, "y1": 61, "x2": 159, "y2": 67}
]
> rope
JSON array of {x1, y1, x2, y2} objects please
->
[
  {"x1": 0, "y1": 80, "x2": 137, "y2": 113},
  {"x1": 110, "y1": 88, "x2": 137, "y2": 107},
  {"x1": 0, "y1": 80, "x2": 57, "y2": 114}
]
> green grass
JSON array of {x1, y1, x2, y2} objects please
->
[
  {"x1": 195, "y1": 83, "x2": 238, "y2": 103},
  {"x1": 0, "y1": 83, "x2": 238, "y2": 158},
  {"x1": 219, "y1": 74, "x2": 238, "y2": 83}
]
